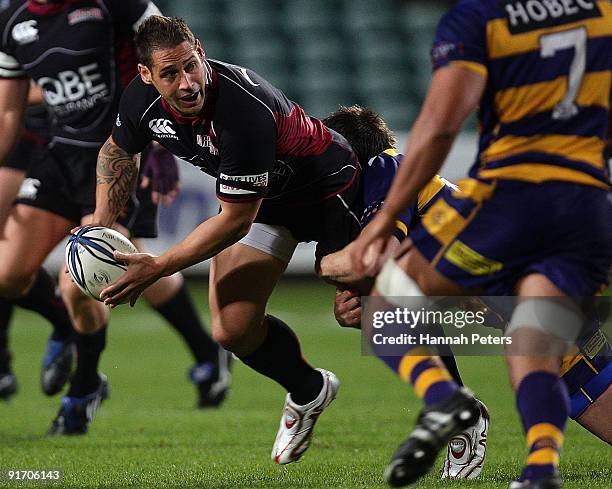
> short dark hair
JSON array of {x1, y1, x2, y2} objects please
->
[
  {"x1": 135, "y1": 16, "x2": 196, "y2": 68},
  {"x1": 323, "y1": 105, "x2": 397, "y2": 165}
]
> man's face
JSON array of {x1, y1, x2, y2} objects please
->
[{"x1": 139, "y1": 40, "x2": 206, "y2": 116}]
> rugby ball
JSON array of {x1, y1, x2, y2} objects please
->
[{"x1": 65, "y1": 226, "x2": 137, "y2": 301}]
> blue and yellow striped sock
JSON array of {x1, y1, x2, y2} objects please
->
[
  {"x1": 380, "y1": 347, "x2": 459, "y2": 406},
  {"x1": 517, "y1": 371, "x2": 569, "y2": 482}
]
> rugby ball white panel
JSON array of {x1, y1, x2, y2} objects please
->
[{"x1": 65, "y1": 226, "x2": 137, "y2": 301}]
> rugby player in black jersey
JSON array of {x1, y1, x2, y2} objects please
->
[
  {"x1": 0, "y1": 0, "x2": 230, "y2": 432},
  {"x1": 91, "y1": 16, "x2": 362, "y2": 464}
]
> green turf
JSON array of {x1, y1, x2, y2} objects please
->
[{"x1": 1, "y1": 280, "x2": 610, "y2": 488}]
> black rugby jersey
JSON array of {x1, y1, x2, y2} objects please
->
[
  {"x1": 22, "y1": 104, "x2": 51, "y2": 144},
  {"x1": 113, "y1": 59, "x2": 359, "y2": 204},
  {"x1": 0, "y1": 0, "x2": 159, "y2": 146}
]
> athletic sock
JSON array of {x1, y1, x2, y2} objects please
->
[
  {"x1": 67, "y1": 327, "x2": 107, "y2": 398},
  {"x1": 440, "y1": 354, "x2": 463, "y2": 387},
  {"x1": 240, "y1": 315, "x2": 323, "y2": 405},
  {"x1": 517, "y1": 371, "x2": 568, "y2": 482},
  {"x1": 380, "y1": 348, "x2": 459, "y2": 406},
  {"x1": 376, "y1": 317, "x2": 460, "y2": 406},
  {"x1": 14, "y1": 268, "x2": 73, "y2": 342},
  {"x1": 430, "y1": 322, "x2": 463, "y2": 386},
  {"x1": 152, "y1": 284, "x2": 219, "y2": 364},
  {"x1": 0, "y1": 300, "x2": 14, "y2": 373}
]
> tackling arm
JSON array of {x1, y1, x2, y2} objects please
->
[
  {"x1": 93, "y1": 136, "x2": 141, "y2": 227},
  {"x1": 319, "y1": 237, "x2": 401, "y2": 291}
]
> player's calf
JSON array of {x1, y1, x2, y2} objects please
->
[{"x1": 41, "y1": 336, "x2": 74, "y2": 396}]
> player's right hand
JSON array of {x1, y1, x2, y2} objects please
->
[{"x1": 334, "y1": 288, "x2": 362, "y2": 329}]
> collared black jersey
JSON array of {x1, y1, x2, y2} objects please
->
[
  {"x1": 112, "y1": 59, "x2": 359, "y2": 205},
  {"x1": 0, "y1": 0, "x2": 159, "y2": 146}
]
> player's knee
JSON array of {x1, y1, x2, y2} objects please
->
[
  {"x1": 59, "y1": 274, "x2": 83, "y2": 305},
  {"x1": 211, "y1": 311, "x2": 261, "y2": 353},
  {"x1": 211, "y1": 324, "x2": 243, "y2": 352},
  {"x1": 0, "y1": 265, "x2": 36, "y2": 299},
  {"x1": 69, "y1": 303, "x2": 107, "y2": 334}
]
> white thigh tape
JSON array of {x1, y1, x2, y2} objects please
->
[
  {"x1": 507, "y1": 298, "x2": 583, "y2": 342},
  {"x1": 239, "y1": 223, "x2": 298, "y2": 264}
]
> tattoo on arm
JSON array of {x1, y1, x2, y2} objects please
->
[{"x1": 96, "y1": 139, "x2": 139, "y2": 221}]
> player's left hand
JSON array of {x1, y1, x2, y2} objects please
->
[
  {"x1": 334, "y1": 288, "x2": 362, "y2": 329},
  {"x1": 100, "y1": 251, "x2": 165, "y2": 307},
  {"x1": 350, "y1": 212, "x2": 396, "y2": 276},
  {"x1": 140, "y1": 145, "x2": 180, "y2": 206}
]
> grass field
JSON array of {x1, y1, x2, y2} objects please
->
[{"x1": 1, "y1": 279, "x2": 610, "y2": 489}]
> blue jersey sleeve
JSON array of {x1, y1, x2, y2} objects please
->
[
  {"x1": 361, "y1": 151, "x2": 416, "y2": 240},
  {"x1": 431, "y1": 1, "x2": 488, "y2": 77}
]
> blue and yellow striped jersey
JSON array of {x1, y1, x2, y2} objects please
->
[
  {"x1": 361, "y1": 149, "x2": 457, "y2": 239},
  {"x1": 432, "y1": 0, "x2": 612, "y2": 188}
]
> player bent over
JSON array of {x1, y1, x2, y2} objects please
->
[
  {"x1": 89, "y1": 16, "x2": 363, "y2": 464},
  {"x1": 350, "y1": 1, "x2": 612, "y2": 487},
  {"x1": 320, "y1": 105, "x2": 490, "y2": 479}
]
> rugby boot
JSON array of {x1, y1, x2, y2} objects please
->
[
  {"x1": 385, "y1": 387, "x2": 481, "y2": 487},
  {"x1": 272, "y1": 368, "x2": 340, "y2": 464},
  {"x1": 509, "y1": 471, "x2": 562, "y2": 489},
  {"x1": 189, "y1": 347, "x2": 233, "y2": 408},
  {"x1": 48, "y1": 373, "x2": 109, "y2": 435},
  {"x1": 442, "y1": 400, "x2": 490, "y2": 479},
  {"x1": 0, "y1": 370, "x2": 17, "y2": 401}
]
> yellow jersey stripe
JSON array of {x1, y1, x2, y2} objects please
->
[
  {"x1": 421, "y1": 198, "x2": 467, "y2": 246},
  {"x1": 417, "y1": 175, "x2": 447, "y2": 211},
  {"x1": 482, "y1": 135, "x2": 605, "y2": 168},
  {"x1": 526, "y1": 423, "x2": 565, "y2": 448},
  {"x1": 495, "y1": 71, "x2": 612, "y2": 123},
  {"x1": 451, "y1": 178, "x2": 496, "y2": 203},
  {"x1": 450, "y1": 60, "x2": 488, "y2": 78},
  {"x1": 478, "y1": 164, "x2": 611, "y2": 189},
  {"x1": 395, "y1": 220, "x2": 408, "y2": 237},
  {"x1": 582, "y1": 355, "x2": 600, "y2": 374},
  {"x1": 487, "y1": 2, "x2": 612, "y2": 59},
  {"x1": 560, "y1": 352, "x2": 584, "y2": 376}
]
